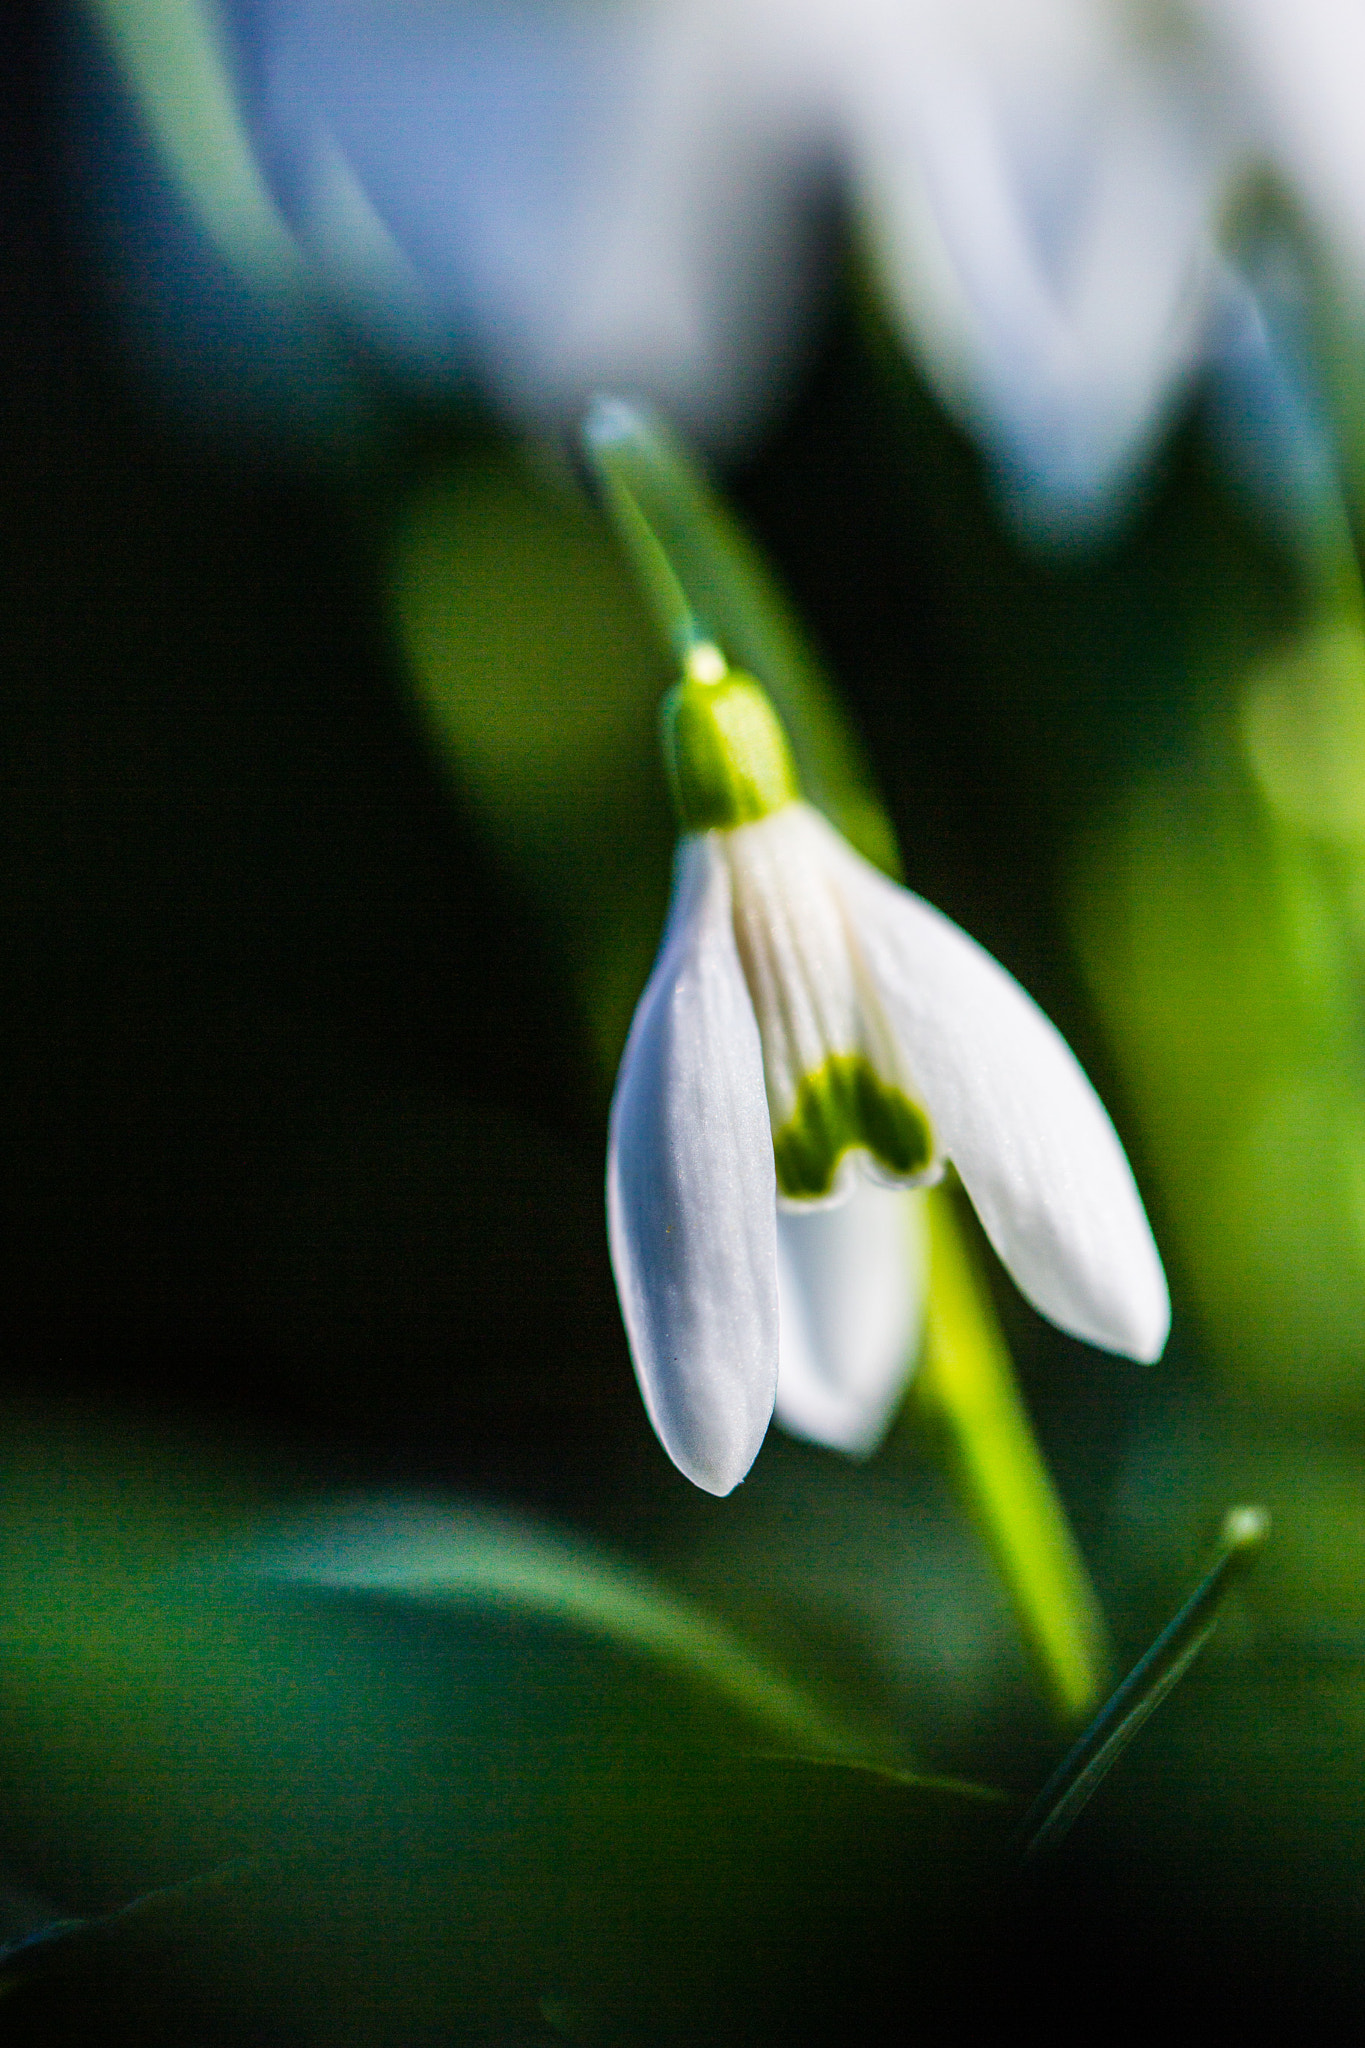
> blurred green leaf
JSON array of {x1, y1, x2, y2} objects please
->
[
  {"x1": 0, "y1": 1411, "x2": 1012, "y2": 2043},
  {"x1": 1241, "y1": 610, "x2": 1365, "y2": 844},
  {"x1": 250, "y1": 1495, "x2": 872, "y2": 1762},
  {"x1": 1069, "y1": 730, "x2": 1365, "y2": 1409},
  {"x1": 390, "y1": 451, "x2": 675, "y2": 1082}
]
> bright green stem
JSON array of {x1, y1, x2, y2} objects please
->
[
  {"x1": 915, "y1": 1188, "x2": 1111, "y2": 1726},
  {"x1": 1020, "y1": 1504, "x2": 1270, "y2": 1861}
]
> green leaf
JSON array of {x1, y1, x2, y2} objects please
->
[
  {"x1": 1021, "y1": 1505, "x2": 1269, "y2": 1860},
  {"x1": 0, "y1": 1412, "x2": 1012, "y2": 2042},
  {"x1": 250, "y1": 1495, "x2": 872, "y2": 1762},
  {"x1": 390, "y1": 450, "x2": 676, "y2": 1082}
]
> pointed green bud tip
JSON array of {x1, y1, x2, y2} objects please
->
[
  {"x1": 1221, "y1": 1504, "x2": 1271, "y2": 1554},
  {"x1": 661, "y1": 647, "x2": 801, "y2": 832}
]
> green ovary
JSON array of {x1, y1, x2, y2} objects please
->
[
  {"x1": 661, "y1": 670, "x2": 801, "y2": 831},
  {"x1": 771, "y1": 1055, "x2": 934, "y2": 1201}
]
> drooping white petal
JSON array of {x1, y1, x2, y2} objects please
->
[
  {"x1": 850, "y1": 0, "x2": 1225, "y2": 530},
  {"x1": 814, "y1": 812, "x2": 1170, "y2": 1362},
  {"x1": 775, "y1": 1178, "x2": 928, "y2": 1455},
  {"x1": 607, "y1": 836, "x2": 779, "y2": 1494}
]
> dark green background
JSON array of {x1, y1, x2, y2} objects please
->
[{"x1": 1, "y1": 5, "x2": 1360, "y2": 2038}]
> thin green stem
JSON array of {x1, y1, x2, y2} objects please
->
[
  {"x1": 1020, "y1": 1504, "x2": 1270, "y2": 1863},
  {"x1": 583, "y1": 396, "x2": 705, "y2": 666},
  {"x1": 579, "y1": 394, "x2": 901, "y2": 875}
]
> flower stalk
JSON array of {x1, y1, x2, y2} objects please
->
[{"x1": 915, "y1": 1188, "x2": 1110, "y2": 1724}]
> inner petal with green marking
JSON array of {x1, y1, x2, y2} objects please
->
[
  {"x1": 721, "y1": 800, "x2": 938, "y2": 1206},
  {"x1": 772, "y1": 1053, "x2": 934, "y2": 1201}
]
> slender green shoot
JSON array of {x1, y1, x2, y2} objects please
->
[
  {"x1": 580, "y1": 395, "x2": 901, "y2": 876},
  {"x1": 1020, "y1": 1504, "x2": 1270, "y2": 1863},
  {"x1": 583, "y1": 398, "x2": 705, "y2": 665}
]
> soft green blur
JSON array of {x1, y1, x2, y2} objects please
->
[
  {"x1": 1071, "y1": 577, "x2": 1365, "y2": 1411},
  {"x1": 0, "y1": 1409, "x2": 1010, "y2": 2038},
  {"x1": 391, "y1": 450, "x2": 675, "y2": 1085}
]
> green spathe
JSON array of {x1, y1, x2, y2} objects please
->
[
  {"x1": 773, "y1": 1053, "x2": 935, "y2": 1202},
  {"x1": 662, "y1": 661, "x2": 800, "y2": 831}
]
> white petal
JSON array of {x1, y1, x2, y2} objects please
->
[
  {"x1": 775, "y1": 1179, "x2": 928, "y2": 1455},
  {"x1": 607, "y1": 836, "x2": 779, "y2": 1494},
  {"x1": 815, "y1": 815, "x2": 1170, "y2": 1361},
  {"x1": 851, "y1": 0, "x2": 1224, "y2": 528}
]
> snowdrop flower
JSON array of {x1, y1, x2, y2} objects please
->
[
  {"x1": 607, "y1": 648, "x2": 1169, "y2": 1494},
  {"x1": 84, "y1": 0, "x2": 1365, "y2": 510},
  {"x1": 849, "y1": 0, "x2": 1230, "y2": 527},
  {"x1": 851, "y1": 0, "x2": 1365, "y2": 530}
]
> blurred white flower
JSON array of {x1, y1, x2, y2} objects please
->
[
  {"x1": 607, "y1": 654, "x2": 1168, "y2": 1494},
  {"x1": 855, "y1": 0, "x2": 1365, "y2": 527},
  {"x1": 219, "y1": 0, "x2": 843, "y2": 439},
  {"x1": 1189, "y1": 0, "x2": 1365, "y2": 297},
  {"x1": 850, "y1": 0, "x2": 1228, "y2": 526},
  {"x1": 84, "y1": 0, "x2": 1365, "y2": 509}
]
